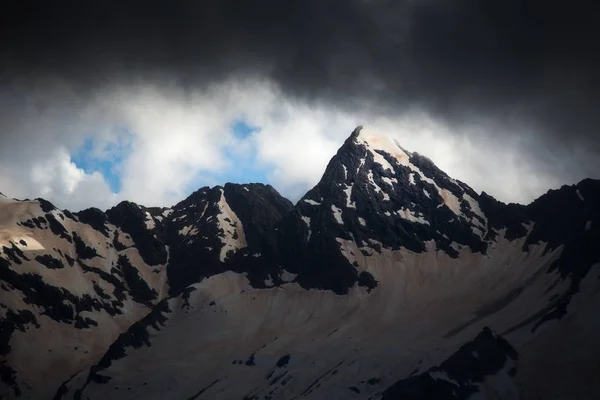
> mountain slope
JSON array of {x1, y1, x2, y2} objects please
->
[
  {"x1": 0, "y1": 197, "x2": 169, "y2": 398},
  {"x1": 1, "y1": 127, "x2": 599, "y2": 399}
]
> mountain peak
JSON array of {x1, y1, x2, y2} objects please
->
[
  {"x1": 288, "y1": 127, "x2": 491, "y2": 286},
  {"x1": 349, "y1": 125, "x2": 363, "y2": 140}
]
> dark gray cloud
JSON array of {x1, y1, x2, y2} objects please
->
[{"x1": 1, "y1": 0, "x2": 599, "y2": 173}]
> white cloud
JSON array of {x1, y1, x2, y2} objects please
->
[
  {"x1": 4, "y1": 146, "x2": 116, "y2": 210},
  {"x1": 250, "y1": 102, "x2": 357, "y2": 200}
]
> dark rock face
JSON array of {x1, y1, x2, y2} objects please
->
[
  {"x1": 35, "y1": 254, "x2": 64, "y2": 269},
  {"x1": 381, "y1": 327, "x2": 519, "y2": 400},
  {"x1": 106, "y1": 201, "x2": 167, "y2": 266},
  {"x1": 165, "y1": 184, "x2": 292, "y2": 295},
  {"x1": 275, "y1": 355, "x2": 291, "y2": 368},
  {"x1": 0, "y1": 308, "x2": 39, "y2": 356},
  {"x1": 36, "y1": 198, "x2": 56, "y2": 213},
  {"x1": 45, "y1": 213, "x2": 72, "y2": 243},
  {"x1": 163, "y1": 186, "x2": 229, "y2": 295},
  {"x1": 73, "y1": 232, "x2": 101, "y2": 260},
  {"x1": 1, "y1": 244, "x2": 29, "y2": 264},
  {"x1": 0, "y1": 361, "x2": 20, "y2": 397},
  {"x1": 75, "y1": 208, "x2": 110, "y2": 237},
  {"x1": 19, "y1": 216, "x2": 47, "y2": 230},
  {"x1": 505, "y1": 178, "x2": 600, "y2": 333},
  {"x1": 223, "y1": 183, "x2": 293, "y2": 252},
  {"x1": 117, "y1": 255, "x2": 158, "y2": 307},
  {"x1": 357, "y1": 271, "x2": 377, "y2": 292},
  {"x1": 478, "y1": 193, "x2": 528, "y2": 241}
]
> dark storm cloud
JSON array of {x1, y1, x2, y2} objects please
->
[{"x1": 1, "y1": 0, "x2": 599, "y2": 153}]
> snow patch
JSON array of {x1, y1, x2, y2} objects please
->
[
  {"x1": 463, "y1": 194, "x2": 487, "y2": 227},
  {"x1": 0, "y1": 234, "x2": 45, "y2": 251},
  {"x1": 336, "y1": 237, "x2": 359, "y2": 265},
  {"x1": 358, "y1": 217, "x2": 366, "y2": 227},
  {"x1": 301, "y1": 215, "x2": 312, "y2": 241},
  {"x1": 438, "y1": 189, "x2": 461, "y2": 215},
  {"x1": 409, "y1": 173, "x2": 416, "y2": 185},
  {"x1": 576, "y1": 189, "x2": 584, "y2": 201},
  {"x1": 178, "y1": 225, "x2": 198, "y2": 236},
  {"x1": 356, "y1": 155, "x2": 366, "y2": 175},
  {"x1": 331, "y1": 205, "x2": 344, "y2": 225},
  {"x1": 398, "y1": 208, "x2": 429, "y2": 225},
  {"x1": 162, "y1": 209, "x2": 173, "y2": 217},
  {"x1": 144, "y1": 212, "x2": 155, "y2": 230},
  {"x1": 343, "y1": 185, "x2": 356, "y2": 209},
  {"x1": 472, "y1": 226, "x2": 484, "y2": 239},
  {"x1": 197, "y1": 202, "x2": 209, "y2": 220},
  {"x1": 355, "y1": 127, "x2": 411, "y2": 166},
  {"x1": 449, "y1": 242, "x2": 462, "y2": 252},
  {"x1": 381, "y1": 176, "x2": 397, "y2": 187},
  {"x1": 430, "y1": 371, "x2": 460, "y2": 387},
  {"x1": 280, "y1": 269, "x2": 297, "y2": 282},
  {"x1": 341, "y1": 164, "x2": 348, "y2": 180},
  {"x1": 303, "y1": 199, "x2": 321, "y2": 206},
  {"x1": 0, "y1": 196, "x2": 16, "y2": 205},
  {"x1": 216, "y1": 189, "x2": 247, "y2": 262},
  {"x1": 371, "y1": 150, "x2": 395, "y2": 173},
  {"x1": 367, "y1": 170, "x2": 390, "y2": 201}
]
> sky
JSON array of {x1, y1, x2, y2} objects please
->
[{"x1": 0, "y1": 0, "x2": 598, "y2": 211}]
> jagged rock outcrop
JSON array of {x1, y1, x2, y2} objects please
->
[
  {"x1": 1, "y1": 126, "x2": 599, "y2": 399},
  {"x1": 165, "y1": 183, "x2": 293, "y2": 295}
]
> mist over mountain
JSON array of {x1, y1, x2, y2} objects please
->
[{"x1": 1, "y1": 127, "x2": 599, "y2": 399}]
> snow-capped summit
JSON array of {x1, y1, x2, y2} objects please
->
[{"x1": 277, "y1": 126, "x2": 495, "y2": 294}]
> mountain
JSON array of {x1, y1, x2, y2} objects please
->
[{"x1": 1, "y1": 126, "x2": 599, "y2": 400}]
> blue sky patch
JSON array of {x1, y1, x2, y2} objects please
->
[
  {"x1": 225, "y1": 118, "x2": 268, "y2": 183},
  {"x1": 231, "y1": 118, "x2": 259, "y2": 139},
  {"x1": 184, "y1": 118, "x2": 269, "y2": 196},
  {"x1": 70, "y1": 129, "x2": 133, "y2": 193}
]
